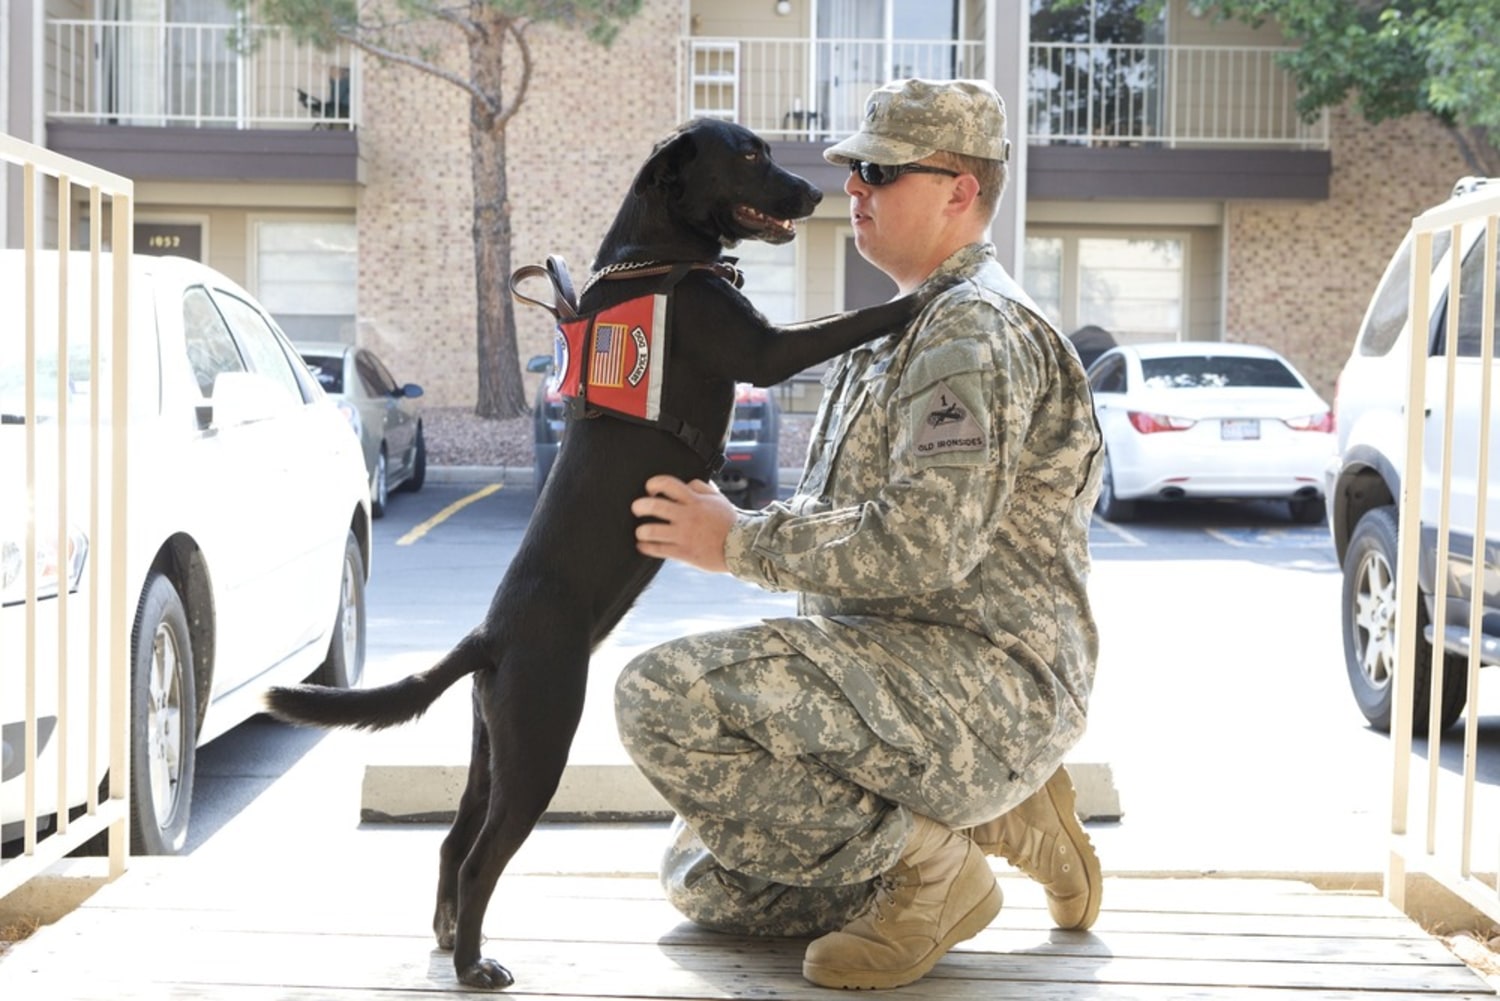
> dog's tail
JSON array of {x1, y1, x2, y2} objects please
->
[{"x1": 263, "y1": 633, "x2": 487, "y2": 732}]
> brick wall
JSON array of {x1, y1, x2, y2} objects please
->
[
  {"x1": 356, "y1": 0, "x2": 681, "y2": 407},
  {"x1": 1224, "y1": 105, "x2": 1472, "y2": 398}
]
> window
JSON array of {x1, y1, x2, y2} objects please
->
[
  {"x1": 254, "y1": 220, "x2": 357, "y2": 343},
  {"x1": 1024, "y1": 237, "x2": 1064, "y2": 326},
  {"x1": 1029, "y1": 0, "x2": 1168, "y2": 143},
  {"x1": 1025, "y1": 232, "x2": 1185, "y2": 343},
  {"x1": 1141, "y1": 355, "x2": 1300, "y2": 390},
  {"x1": 1088, "y1": 354, "x2": 1127, "y2": 394},
  {"x1": 356, "y1": 349, "x2": 400, "y2": 397},
  {"x1": 213, "y1": 291, "x2": 308, "y2": 403},
  {"x1": 181, "y1": 287, "x2": 245, "y2": 398}
]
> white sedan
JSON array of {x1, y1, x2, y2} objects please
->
[
  {"x1": 1085, "y1": 342, "x2": 1335, "y2": 523},
  {"x1": 1, "y1": 252, "x2": 372, "y2": 854}
]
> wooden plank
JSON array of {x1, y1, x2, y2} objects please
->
[
  {"x1": 1, "y1": 926, "x2": 1488, "y2": 996},
  {"x1": 2, "y1": 872, "x2": 1489, "y2": 999}
]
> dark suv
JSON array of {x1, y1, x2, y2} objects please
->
[
  {"x1": 1325, "y1": 177, "x2": 1500, "y2": 734},
  {"x1": 528, "y1": 356, "x2": 781, "y2": 508}
]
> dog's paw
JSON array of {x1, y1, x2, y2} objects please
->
[{"x1": 459, "y1": 957, "x2": 515, "y2": 990}]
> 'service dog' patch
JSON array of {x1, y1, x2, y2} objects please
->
[
  {"x1": 555, "y1": 293, "x2": 667, "y2": 423},
  {"x1": 913, "y1": 379, "x2": 987, "y2": 459}
]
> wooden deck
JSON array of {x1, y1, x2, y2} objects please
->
[{"x1": 1, "y1": 856, "x2": 1495, "y2": 1000}]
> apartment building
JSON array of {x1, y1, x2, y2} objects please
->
[{"x1": 1, "y1": 0, "x2": 1473, "y2": 405}]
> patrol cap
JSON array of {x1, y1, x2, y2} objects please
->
[{"x1": 824, "y1": 78, "x2": 1011, "y2": 166}]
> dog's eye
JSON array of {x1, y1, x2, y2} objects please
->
[{"x1": 743, "y1": 149, "x2": 762, "y2": 161}]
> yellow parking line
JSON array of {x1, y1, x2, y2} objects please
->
[{"x1": 396, "y1": 483, "x2": 504, "y2": 546}]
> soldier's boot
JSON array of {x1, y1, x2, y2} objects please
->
[
  {"x1": 967, "y1": 764, "x2": 1102, "y2": 931},
  {"x1": 802, "y1": 814, "x2": 1001, "y2": 990}
]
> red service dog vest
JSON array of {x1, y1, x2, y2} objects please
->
[{"x1": 553, "y1": 293, "x2": 667, "y2": 423}]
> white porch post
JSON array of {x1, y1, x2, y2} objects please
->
[{"x1": 988, "y1": 0, "x2": 1029, "y2": 281}]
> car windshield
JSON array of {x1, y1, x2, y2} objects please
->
[
  {"x1": 302, "y1": 355, "x2": 345, "y2": 394},
  {"x1": 1141, "y1": 356, "x2": 1300, "y2": 390}
]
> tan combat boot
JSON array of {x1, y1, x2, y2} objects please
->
[
  {"x1": 802, "y1": 814, "x2": 1002, "y2": 990},
  {"x1": 968, "y1": 765, "x2": 1101, "y2": 930}
]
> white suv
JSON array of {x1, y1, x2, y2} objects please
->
[{"x1": 1326, "y1": 177, "x2": 1500, "y2": 734}]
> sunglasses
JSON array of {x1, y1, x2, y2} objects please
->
[{"x1": 848, "y1": 160, "x2": 961, "y2": 186}]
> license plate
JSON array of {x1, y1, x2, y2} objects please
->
[{"x1": 1221, "y1": 418, "x2": 1260, "y2": 441}]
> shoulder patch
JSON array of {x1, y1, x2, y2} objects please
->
[{"x1": 914, "y1": 380, "x2": 987, "y2": 457}]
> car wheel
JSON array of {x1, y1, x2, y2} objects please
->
[
  {"x1": 129, "y1": 572, "x2": 198, "y2": 856},
  {"x1": 372, "y1": 449, "x2": 389, "y2": 519},
  {"x1": 1289, "y1": 496, "x2": 1327, "y2": 524},
  {"x1": 402, "y1": 423, "x2": 427, "y2": 493},
  {"x1": 1341, "y1": 505, "x2": 1466, "y2": 735},
  {"x1": 1095, "y1": 452, "x2": 1137, "y2": 523},
  {"x1": 310, "y1": 530, "x2": 367, "y2": 689}
]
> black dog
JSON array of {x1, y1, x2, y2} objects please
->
[{"x1": 265, "y1": 118, "x2": 938, "y2": 990}]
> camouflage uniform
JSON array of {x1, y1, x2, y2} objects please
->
[{"x1": 616, "y1": 240, "x2": 1101, "y2": 937}]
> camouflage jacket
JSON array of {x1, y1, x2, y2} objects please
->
[{"x1": 723, "y1": 242, "x2": 1104, "y2": 777}]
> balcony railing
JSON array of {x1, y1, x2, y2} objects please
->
[
  {"x1": 682, "y1": 37, "x2": 1328, "y2": 149},
  {"x1": 1030, "y1": 41, "x2": 1326, "y2": 148},
  {"x1": 46, "y1": 19, "x2": 356, "y2": 130},
  {"x1": 681, "y1": 37, "x2": 986, "y2": 142}
]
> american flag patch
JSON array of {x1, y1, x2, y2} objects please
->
[{"x1": 590, "y1": 322, "x2": 629, "y2": 388}]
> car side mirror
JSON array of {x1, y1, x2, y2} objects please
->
[
  {"x1": 400, "y1": 383, "x2": 424, "y2": 399},
  {"x1": 526, "y1": 355, "x2": 553, "y2": 374},
  {"x1": 208, "y1": 371, "x2": 296, "y2": 428}
]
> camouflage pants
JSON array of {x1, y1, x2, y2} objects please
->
[{"x1": 614, "y1": 622, "x2": 1026, "y2": 937}]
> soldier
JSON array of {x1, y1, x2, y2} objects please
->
[{"x1": 618, "y1": 77, "x2": 1104, "y2": 990}]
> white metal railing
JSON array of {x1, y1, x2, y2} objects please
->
[
  {"x1": 1386, "y1": 183, "x2": 1500, "y2": 921},
  {"x1": 682, "y1": 37, "x2": 1328, "y2": 149},
  {"x1": 1028, "y1": 42, "x2": 1326, "y2": 147},
  {"x1": 46, "y1": 19, "x2": 357, "y2": 130},
  {"x1": 0, "y1": 134, "x2": 132, "y2": 894},
  {"x1": 680, "y1": 37, "x2": 985, "y2": 141}
]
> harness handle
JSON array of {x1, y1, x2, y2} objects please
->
[{"x1": 509, "y1": 254, "x2": 579, "y2": 321}]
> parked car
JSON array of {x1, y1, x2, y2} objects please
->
[
  {"x1": 1325, "y1": 176, "x2": 1500, "y2": 734},
  {"x1": 528, "y1": 355, "x2": 781, "y2": 507},
  {"x1": 0, "y1": 252, "x2": 372, "y2": 855},
  {"x1": 299, "y1": 342, "x2": 427, "y2": 518},
  {"x1": 1085, "y1": 341, "x2": 1335, "y2": 523}
]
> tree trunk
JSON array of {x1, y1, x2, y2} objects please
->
[{"x1": 468, "y1": 16, "x2": 528, "y2": 419}]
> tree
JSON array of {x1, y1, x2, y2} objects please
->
[
  {"x1": 1185, "y1": 0, "x2": 1500, "y2": 175},
  {"x1": 241, "y1": 0, "x2": 643, "y2": 418}
]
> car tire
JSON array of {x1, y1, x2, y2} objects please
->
[
  {"x1": 402, "y1": 423, "x2": 427, "y2": 493},
  {"x1": 371, "y1": 449, "x2": 389, "y2": 519},
  {"x1": 129, "y1": 572, "x2": 198, "y2": 856},
  {"x1": 310, "y1": 530, "x2": 367, "y2": 689},
  {"x1": 1289, "y1": 496, "x2": 1327, "y2": 524},
  {"x1": 1095, "y1": 453, "x2": 1137, "y2": 523},
  {"x1": 1341, "y1": 505, "x2": 1466, "y2": 735}
]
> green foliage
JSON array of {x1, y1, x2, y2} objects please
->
[{"x1": 1188, "y1": 0, "x2": 1500, "y2": 130}]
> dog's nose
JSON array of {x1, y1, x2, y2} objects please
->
[{"x1": 807, "y1": 185, "x2": 823, "y2": 206}]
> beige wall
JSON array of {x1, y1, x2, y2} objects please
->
[
  {"x1": 354, "y1": 0, "x2": 681, "y2": 407},
  {"x1": 1223, "y1": 105, "x2": 1471, "y2": 398}
]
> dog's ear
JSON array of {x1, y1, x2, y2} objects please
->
[{"x1": 634, "y1": 127, "x2": 699, "y2": 197}]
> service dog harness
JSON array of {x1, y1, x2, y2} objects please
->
[{"x1": 510, "y1": 255, "x2": 743, "y2": 474}]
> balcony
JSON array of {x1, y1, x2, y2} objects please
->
[
  {"x1": 42, "y1": 18, "x2": 359, "y2": 184},
  {"x1": 682, "y1": 36, "x2": 1326, "y2": 149}
]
